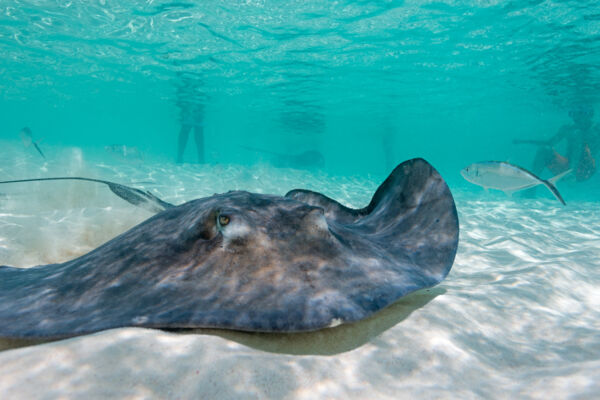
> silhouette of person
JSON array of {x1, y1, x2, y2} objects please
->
[
  {"x1": 175, "y1": 74, "x2": 206, "y2": 164},
  {"x1": 531, "y1": 104, "x2": 599, "y2": 182}
]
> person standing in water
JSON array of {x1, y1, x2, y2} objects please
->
[
  {"x1": 527, "y1": 105, "x2": 599, "y2": 183},
  {"x1": 175, "y1": 74, "x2": 207, "y2": 164}
]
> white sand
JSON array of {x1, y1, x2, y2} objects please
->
[{"x1": 1, "y1": 141, "x2": 599, "y2": 399}]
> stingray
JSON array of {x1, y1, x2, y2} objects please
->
[
  {"x1": 0, "y1": 158, "x2": 458, "y2": 339},
  {"x1": 19, "y1": 127, "x2": 46, "y2": 160}
]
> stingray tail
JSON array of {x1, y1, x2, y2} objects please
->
[
  {"x1": 0, "y1": 177, "x2": 174, "y2": 213},
  {"x1": 542, "y1": 169, "x2": 571, "y2": 206}
]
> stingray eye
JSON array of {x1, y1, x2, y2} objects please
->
[{"x1": 218, "y1": 214, "x2": 230, "y2": 227}]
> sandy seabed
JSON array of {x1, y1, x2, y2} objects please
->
[{"x1": 0, "y1": 141, "x2": 598, "y2": 399}]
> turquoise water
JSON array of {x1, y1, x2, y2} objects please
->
[
  {"x1": 1, "y1": 2, "x2": 600, "y2": 399},
  {"x1": 2, "y1": 1, "x2": 599, "y2": 199}
]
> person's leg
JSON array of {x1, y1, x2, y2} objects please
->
[
  {"x1": 177, "y1": 125, "x2": 192, "y2": 163},
  {"x1": 523, "y1": 146, "x2": 553, "y2": 198},
  {"x1": 193, "y1": 126, "x2": 205, "y2": 163},
  {"x1": 576, "y1": 144, "x2": 596, "y2": 181},
  {"x1": 531, "y1": 146, "x2": 553, "y2": 175}
]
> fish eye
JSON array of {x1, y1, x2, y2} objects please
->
[{"x1": 218, "y1": 214, "x2": 230, "y2": 227}]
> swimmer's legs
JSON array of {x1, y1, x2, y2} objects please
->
[
  {"x1": 523, "y1": 146, "x2": 551, "y2": 198},
  {"x1": 177, "y1": 124, "x2": 192, "y2": 163}
]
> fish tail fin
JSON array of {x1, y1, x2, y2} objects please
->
[
  {"x1": 542, "y1": 179, "x2": 566, "y2": 206},
  {"x1": 542, "y1": 169, "x2": 570, "y2": 205},
  {"x1": 548, "y1": 169, "x2": 572, "y2": 186}
]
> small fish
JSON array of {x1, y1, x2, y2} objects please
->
[
  {"x1": 461, "y1": 161, "x2": 570, "y2": 205},
  {"x1": 19, "y1": 127, "x2": 46, "y2": 160}
]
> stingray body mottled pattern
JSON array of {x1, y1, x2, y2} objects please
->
[{"x1": 0, "y1": 158, "x2": 459, "y2": 339}]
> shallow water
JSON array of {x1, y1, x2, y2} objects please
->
[
  {"x1": 1, "y1": 147, "x2": 599, "y2": 398},
  {"x1": 1, "y1": 0, "x2": 600, "y2": 398},
  {"x1": 2, "y1": 1, "x2": 600, "y2": 183}
]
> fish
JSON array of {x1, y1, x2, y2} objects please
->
[
  {"x1": 0, "y1": 158, "x2": 458, "y2": 339},
  {"x1": 19, "y1": 127, "x2": 46, "y2": 160},
  {"x1": 461, "y1": 161, "x2": 570, "y2": 205}
]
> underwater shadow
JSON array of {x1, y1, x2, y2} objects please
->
[
  {"x1": 0, "y1": 337, "x2": 55, "y2": 352},
  {"x1": 177, "y1": 287, "x2": 444, "y2": 356},
  {"x1": 0, "y1": 288, "x2": 443, "y2": 354}
]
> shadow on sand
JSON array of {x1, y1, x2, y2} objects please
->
[{"x1": 0, "y1": 288, "x2": 443, "y2": 355}]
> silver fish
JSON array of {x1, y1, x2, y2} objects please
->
[{"x1": 461, "y1": 161, "x2": 570, "y2": 205}]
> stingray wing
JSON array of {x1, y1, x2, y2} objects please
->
[
  {"x1": 289, "y1": 158, "x2": 459, "y2": 281},
  {"x1": 284, "y1": 189, "x2": 366, "y2": 224},
  {"x1": 361, "y1": 158, "x2": 459, "y2": 282}
]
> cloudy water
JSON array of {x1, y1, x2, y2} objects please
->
[{"x1": 0, "y1": 1, "x2": 599, "y2": 399}]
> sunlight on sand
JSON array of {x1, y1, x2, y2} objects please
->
[{"x1": 0, "y1": 141, "x2": 598, "y2": 399}]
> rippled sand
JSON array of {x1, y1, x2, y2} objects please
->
[{"x1": 0, "y1": 142, "x2": 598, "y2": 399}]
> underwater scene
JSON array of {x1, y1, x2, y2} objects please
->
[{"x1": 0, "y1": 0, "x2": 599, "y2": 398}]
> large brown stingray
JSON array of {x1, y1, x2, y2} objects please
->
[{"x1": 0, "y1": 158, "x2": 459, "y2": 339}]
